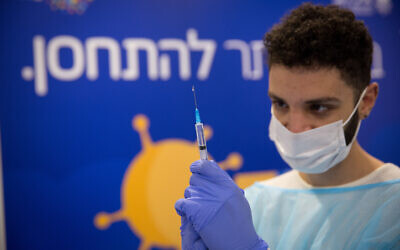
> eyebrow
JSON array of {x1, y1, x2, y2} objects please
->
[
  {"x1": 268, "y1": 92, "x2": 285, "y2": 102},
  {"x1": 305, "y1": 97, "x2": 341, "y2": 105},
  {"x1": 268, "y1": 92, "x2": 341, "y2": 104}
]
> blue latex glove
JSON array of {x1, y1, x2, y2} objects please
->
[
  {"x1": 180, "y1": 215, "x2": 207, "y2": 250},
  {"x1": 175, "y1": 160, "x2": 268, "y2": 250}
]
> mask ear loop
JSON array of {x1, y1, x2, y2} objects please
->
[
  {"x1": 342, "y1": 87, "x2": 368, "y2": 146},
  {"x1": 343, "y1": 87, "x2": 368, "y2": 127}
]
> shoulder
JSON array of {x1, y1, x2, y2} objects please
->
[
  {"x1": 259, "y1": 170, "x2": 309, "y2": 189},
  {"x1": 244, "y1": 170, "x2": 306, "y2": 207},
  {"x1": 358, "y1": 163, "x2": 400, "y2": 185},
  {"x1": 379, "y1": 163, "x2": 400, "y2": 178}
]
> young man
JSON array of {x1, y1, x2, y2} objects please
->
[{"x1": 175, "y1": 3, "x2": 400, "y2": 249}]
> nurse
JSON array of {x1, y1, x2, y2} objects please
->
[{"x1": 175, "y1": 3, "x2": 400, "y2": 249}]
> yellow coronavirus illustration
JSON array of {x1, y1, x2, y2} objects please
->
[{"x1": 94, "y1": 114, "x2": 276, "y2": 249}]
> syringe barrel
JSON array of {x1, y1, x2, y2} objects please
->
[
  {"x1": 195, "y1": 123, "x2": 208, "y2": 160},
  {"x1": 195, "y1": 123, "x2": 206, "y2": 146},
  {"x1": 199, "y1": 148, "x2": 208, "y2": 161}
]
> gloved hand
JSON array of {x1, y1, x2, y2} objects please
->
[
  {"x1": 175, "y1": 160, "x2": 268, "y2": 250},
  {"x1": 180, "y1": 215, "x2": 207, "y2": 250}
]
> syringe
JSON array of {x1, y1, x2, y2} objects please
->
[{"x1": 192, "y1": 85, "x2": 208, "y2": 160}]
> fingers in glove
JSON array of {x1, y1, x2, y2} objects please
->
[
  {"x1": 190, "y1": 160, "x2": 230, "y2": 180},
  {"x1": 175, "y1": 198, "x2": 186, "y2": 216},
  {"x1": 192, "y1": 238, "x2": 207, "y2": 250},
  {"x1": 190, "y1": 160, "x2": 218, "y2": 176},
  {"x1": 181, "y1": 216, "x2": 207, "y2": 250},
  {"x1": 184, "y1": 185, "x2": 205, "y2": 199},
  {"x1": 175, "y1": 198, "x2": 201, "y2": 221},
  {"x1": 189, "y1": 173, "x2": 212, "y2": 187}
]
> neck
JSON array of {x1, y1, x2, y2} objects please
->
[{"x1": 299, "y1": 141, "x2": 384, "y2": 187}]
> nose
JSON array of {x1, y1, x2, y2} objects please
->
[{"x1": 283, "y1": 111, "x2": 313, "y2": 133}]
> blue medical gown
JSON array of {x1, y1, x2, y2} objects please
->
[{"x1": 245, "y1": 179, "x2": 400, "y2": 250}]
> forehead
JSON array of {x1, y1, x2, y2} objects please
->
[{"x1": 268, "y1": 65, "x2": 353, "y2": 102}]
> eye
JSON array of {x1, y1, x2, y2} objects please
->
[
  {"x1": 271, "y1": 100, "x2": 288, "y2": 111},
  {"x1": 309, "y1": 104, "x2": 329, "y2": 114}
]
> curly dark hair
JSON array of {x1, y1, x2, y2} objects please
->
[{"x1": 264, "y1": 2, "x2": 373, "y2": 98}]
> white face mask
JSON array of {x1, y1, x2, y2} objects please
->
[{"x1": 268, "y1": 88, "x2": 367, "y2": 174}]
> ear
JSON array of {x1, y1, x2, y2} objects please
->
[{"x1": 359, "y1": 82, "x2": 379, "y2": 119}]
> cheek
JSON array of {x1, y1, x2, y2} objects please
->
[
  {"x1": 272, "y1": 105, "x2": 355, "y2": 129},
  {"x1": 307, "y1": 115, "x2": 340, "y2": 129},
  {"x1": 341, "y1": 102, "x2": 359, "y2": 123},
  {"x1": 318, "y1": 107, "x2": 353, "y2": 125},
  {"x1": 300, "y1": 108, "x2": 350, "y2": 128}
]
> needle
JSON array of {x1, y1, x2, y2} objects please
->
[{"x1": 192, "y1": 85, "x2": 198, "y2": 110}]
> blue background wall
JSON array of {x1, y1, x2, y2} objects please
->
[{"x1": 0, "y1": 0, "x2": 399, "y2": 249}]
